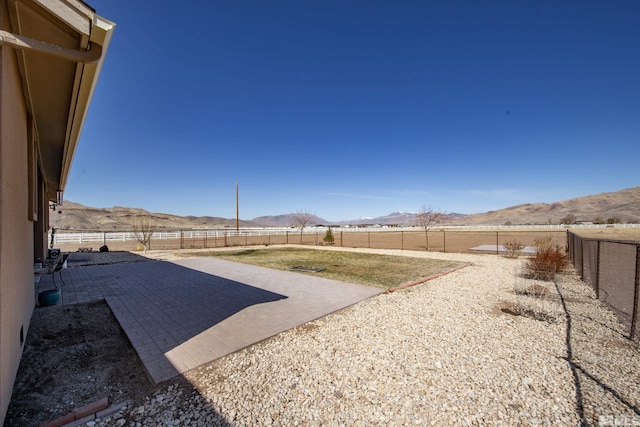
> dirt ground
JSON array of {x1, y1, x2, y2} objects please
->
[
  {"x1": 4, "y1": 300, "x2": 158, "y2": 427},
  {"x1": 55, "y1": 228, "x2": 573, "y2": 254}
]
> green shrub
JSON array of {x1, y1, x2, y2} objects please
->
[
  {"x1": 323, "y1": 228, "x2": 335, "y2": 245},
  {"x1": 525, "y1": 237, "x2": 568, "y2": 281}
]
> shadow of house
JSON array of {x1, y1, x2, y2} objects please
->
[{"x1": 36, "y1": 260, "x2": 287, "y2": 383}]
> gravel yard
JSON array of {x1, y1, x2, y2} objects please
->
[{"x1": 14, "y1": 248, "x2": 640, "y2": 426}]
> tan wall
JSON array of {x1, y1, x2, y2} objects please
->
[{"x1": 0, "y1": 7, "x2": 37, "y2": 423}]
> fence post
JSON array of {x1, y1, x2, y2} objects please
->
[
  {"x1": 340, "y1": 231, "x2": 343, "y2": 247},
  {"x1": 286, "y1": 231, "x2": 288, "y2": 245},
  {"x1": 581, "y1": 235, "x2": 585, "y2": 281},
  {"x1": 630, "y1": 246, "x2": 640, "y2": 340},
  {"x1": 180, "y1": 230, "x2": 184, "y2": 249},
  {"x1": 443, "y1": 229, "x2": 446, "y2": 253},
  {"x1": 368, "y1": 232, "x2": 371, "y2": 248},
  {"x1": 496, "y1": 231, "x2": 499, "y2": 255},
  {"x1": 595, "y1": 240, "x2": 601, "y2": 299}
]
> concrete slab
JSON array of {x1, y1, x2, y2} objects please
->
[{"x1": 470, "y1": 244, "x2": 536, "y2": 254}]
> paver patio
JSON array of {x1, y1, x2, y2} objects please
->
[{"x1": 35, "y1": 255, "x2": 382, "y2": 383}]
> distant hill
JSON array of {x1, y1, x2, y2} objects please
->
[
  {"x1": 340, "y1": 186, "x2": 639, "y2": 226},
  {"x1": 251, "y1": 214, "x2": 328, "y2": 227},
  {"x1": 51, "y1": 186, "x2": 639, "y2": 230},
  {"x1": 50, "y1": 202, "x2": 258, "y2": 231},
  {"x1": 343, "y1": 211, "x2": 466, "y2": 226},
  {"x1": 453, "y1": 186, "x2": 640, "y2": 226}
]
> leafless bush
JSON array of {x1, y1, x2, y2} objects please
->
[
  {"x1": 513, "y1": 302, "x2": 558, "y2": 323},
  {"x1": 515, "y1": 283, "x2": 550, "y2": 298},
  {"x1": 510, "y1": 264, "x2": 559, "y2": 322},
  {"x1": 503, "y1": 239, "x2": 524, "y2": 258},
  {"x1": 524, "y1": 237, "x2": 568, "y2": 281}
]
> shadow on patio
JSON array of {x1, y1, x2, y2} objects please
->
[{"x1": 35, "y1": 253, "x2": 381, "y2": 383}]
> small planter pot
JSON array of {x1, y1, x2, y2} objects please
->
[{"x1": 38, "y1": 289, "x2": 61, "y2": 307}]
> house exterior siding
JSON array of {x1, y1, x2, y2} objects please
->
[
  {"x1": 0, "y1": 1, "x2": 113, "y2": 423},
  {"x1": 0, "y1": 3, "x2": 38, "y2": 420}
]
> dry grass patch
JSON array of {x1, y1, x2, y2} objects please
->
[
  {"x1": 182, "y1": 248, "x2": 466, "y2": 290},
  {"x1": 573, "y1": 228, "x2": 640, "y2": 241}
]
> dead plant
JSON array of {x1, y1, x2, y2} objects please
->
[
  {"x1": 503, "y1": 239, "x2": 524, "y2": 258},
  {"x1": 524, "y1": 237, "x2": 568, "y2": 281}
]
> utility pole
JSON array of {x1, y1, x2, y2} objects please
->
[{"x1": 236, "y1": 182, "x2": 239, "y2": 232}]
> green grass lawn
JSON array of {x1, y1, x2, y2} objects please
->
[{"x1": 181, "y1": 248, "x2": 467, "y2": 290}]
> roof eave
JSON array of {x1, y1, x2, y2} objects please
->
[
  {"x1": 58, "y1": 14, "x2": 115, "y2": 199},
  {"x1": 4, "y1": 0, "x2": 115, "y2": 203}
]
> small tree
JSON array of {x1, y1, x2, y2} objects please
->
[
  {"x1": 416, "y1": 206, "x2": 444, "y2": 250},
  {"x1": 323, "y1": 227, "x2": 335, "y2": 245},
  {"x1": 291, "y1": 210, "x2": 315, "y2": 244},
  {"x1": 132, "y1": 214, "x2": 157, "y2": 251},
  {"x1": 561, "y1": 214, "x2": 577, "y2": 225}
]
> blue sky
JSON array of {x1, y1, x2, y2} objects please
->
[{"x1": 66, "y1": 0, "x2": 639, "y2": 222}]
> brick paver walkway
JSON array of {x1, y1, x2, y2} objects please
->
[{"x1": 35, "y1": 256, "x2": 382, "y2": 383}]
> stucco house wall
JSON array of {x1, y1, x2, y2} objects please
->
[
  {"x1": 0, "y1": 3, "x2": 37, "y2": 420},
  {"x1": 0, "y1": 1, "x2": 114, "y2": 423}
]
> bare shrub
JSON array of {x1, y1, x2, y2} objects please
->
[
  {"x1": 524, "y1": 237, "x2": 568, "y2": 281},
  {"x1": 514, "y1": 302, "x2": 558, "y2": 323},
  {"x1": 503, "y1": 239, "x2": 524, "y2": 258},
  {"x1": 515, "y1": 284, "x2": 550, "y2": 298},
  {"x1": 500, "y1": 300, "x2": 558, "y2": 323},
  {"x1": 511, "y1": 260, "x2": 560, "y2": 322}
]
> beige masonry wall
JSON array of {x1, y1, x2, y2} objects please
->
[{"x1": 0, "y1": 4, "x2": 37, "y2": 423}]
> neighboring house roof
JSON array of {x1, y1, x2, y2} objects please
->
[{"x1": 1, "y1": 0, "x2": 115, "y2": 202}]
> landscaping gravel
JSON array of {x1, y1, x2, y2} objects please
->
[{"x1": 87, "y1": 248, "x2": 639, "y2": 426}]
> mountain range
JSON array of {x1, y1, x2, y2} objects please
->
[{"x1": 51, "y1": 186, "x2": 639, "y2": 231}]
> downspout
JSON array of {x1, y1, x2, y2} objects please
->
[{"x1": 0, "y1": 29, "x2": 102, "y2": 64}]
